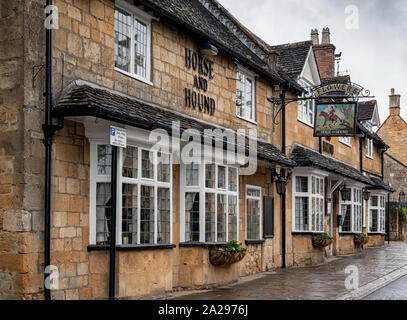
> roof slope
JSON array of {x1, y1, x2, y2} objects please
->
[
  {"x1": 270, "y1": 41, "x2": 313, "y2": 75},
  {"x1": 135, "y1": 0, "x2": 303, "y2": 91},
  {"x1": 290, "y1": 144, "x2": 374, "y2": 185},
  {"x1": 53, "y1": 81, "x2": 297, "y2": 167},
  {"x1": 357, "y1": 100, "x2": 376, "y2": 121}
]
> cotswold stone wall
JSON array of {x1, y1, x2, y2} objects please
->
[
  {"x1": 383, "y1": 154, "x2": 407, "y2": 194},
  {"x1": 0, "y1": 0, "x2": 47, "y2": 299}
]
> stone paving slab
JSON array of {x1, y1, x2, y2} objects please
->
[{"x1": 166, "y1": 242, "x2": 407, "y2": 300}]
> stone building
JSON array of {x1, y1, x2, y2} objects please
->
[
  {"x1": 378, "y1": 89, "x2": 407, "y2": 195},
  {"x1": 0, "y1": 0, "x2": 393, "y2": 300}
]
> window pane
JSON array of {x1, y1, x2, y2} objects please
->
[
  {"x1": 114, "y1": 8, "x2": 131, "y2": 72},
  {"x1": 312, "y1": 177, "x2": 315, "y2": 194},
  {"x1": 217, "y1": 194, "x2": 227, "y2": 242},
  {"x1": 122, "y1": 146, "x2": 138, "y2": 178},
  {"x1": 205, "y1": 193, "x2": 216, "y2": 242},
  {"x1": 122, "y1": 184, "x2": 137, "y2": 244},
  {"x1": 157, "y1": 188, "x2": 171, "y2": 244},
  {"x1": 341, "y1": 204, "x2": 352, "y2": 232},
  {"x1": 185, "y1": 192, "x2": 200, "y2": 242},
  {"x1": 186, "y1": 163, "x2": 199, "y2": 186},
  {"x1": 205, "y1": 164, "x2": 216, "y2": 189},
  {"x1": 140, "y1": 185, "x2": 154, "y2": 244},
  {"x1": 134, "y1": 18, "x2": 148, "y2": 78},
  {"x1": 247, "y1": 198, "x2": 260, "y2": 240},
  {"x1": 296, "y1": 176, "x2": 308, "y2": 193},
  {"x1": 157, "y1": 152, "x2": 170, "y2": 183},
  {"x1": 96, "y1": 183, "x2": 111, "y2": 245},
  {"x1": 228, "y1": 195, "x2": 238, "y2": 241},
  {"x1": 311, "y1": 198, "x2": 316, "y2": 231},
  {"x1": 236, "y1": 72, "x2": 244, "y2": 117},
  {"x1": 218, "y1": 166, "x2": 226, "y2": 189},
  {"x1": 371, "y1": 209, "x2": 378, "y2": 232},
  {"x1": 97, "y1": 145, "x2": 112, "y2": 175},
  {"x1": 245, "y1": 78, "x2": 253, "y2": 120},
  {"x1": 371, "y1": 196, "x2": 378, "y2": 207},
  {"x1": 228, "y1": 167, "x2": 238, "y2": 192},
  {"x1": 141, "y1": 150, "x2": 154, "y2": 179},
  {"x1": 247, "y1": 188, "x2": 260, "y2": 198}
]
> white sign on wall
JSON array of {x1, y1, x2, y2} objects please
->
[{"x1": 110, "y1": 126, "x2": 127, "y2": 148}]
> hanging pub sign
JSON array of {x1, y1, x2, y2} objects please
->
[
  {"x1": 313, "y1": 83, "x2": 362, "y2": 98},
  {"x1": 314, "y1": 102, "x2": 357, "y2": 137}
]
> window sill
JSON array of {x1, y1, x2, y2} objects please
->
[
  {"x1": 339, "y1": 141, "x2": 352, "y2": 148},
  {"x1": 179, "y1": 242, "x2": 227, "y2": 248},
  {"x1": 114, "y1": 67, "x2": 154, "y2": 87},
  {"x1": 87, "y1": 244, "x2": 176, "y2": 252},
  {"x1": 292, "y1": 232, "x2": 325, "y2": 236},
  {"x1": 366, "y1": 155, "x2": 374, "y2": 160},
  {"x1": 339, "y1": 232, "x2": 362, "y2": 236},
  {"x1": 236, "y1": 115, "x2": 257, "y2": 125},
  {"x1": 368, "y1": 233, "x2": 386, "y2": 236},
  {"x1": 245, "y1": 240, "x2": 265, "y2": 245},
  {"x1": 297, "y1": 119, "x2": 314, "y2": 129}
]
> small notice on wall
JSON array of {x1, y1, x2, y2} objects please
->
[{"x1": 110, "y1": 126, "x2": 127, "y2": 148}]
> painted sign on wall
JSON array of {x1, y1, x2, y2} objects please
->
[
  {"x1": 314, "y1": 102, "x2": 357, "y2": 137},
  {"x1": 184, "y1": 48, "x2": 216, "y2": 115}
]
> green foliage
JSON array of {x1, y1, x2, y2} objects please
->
[
  {"x1": 316, "y1": 233, "x2": 333, "y2": 240},
  {"x1": 217, "y1": 240, "x2": 247, "y2": 252},
  {"x1": 355, "y1": 233, "x2": 368, "y2": 239},
  {"x1": 399, "y1": 206, "x2": 407, "y2": 222}
]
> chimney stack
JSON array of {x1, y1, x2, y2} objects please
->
[
  {"x1": 311, "y1": 27, "x2": 336, "y2": 79},
  {"x1": 311, "y1": 29, "x2": 319, "y2": 45},
  {"x1": 321, "y1": 27, "x2": 331, "y2": 44},
  {"x1": 389, "y1": 88, "x2": 401, "y2": 116}
]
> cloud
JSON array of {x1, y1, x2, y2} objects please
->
[{"x1": 218, "y1": 0, "x2": 407, "y2": 124}]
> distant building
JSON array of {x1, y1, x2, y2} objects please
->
[{"x1": 378, "y1": 89, "x2": 407, "y2": 197}]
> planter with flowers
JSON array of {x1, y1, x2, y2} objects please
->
[
  {"x1": 312, "y1": 233, "x2": 333, "y2": 248},
  {"x1": 209, "y1": 240, "x2": 247, "y2": 266},
  {"x1": 354, "y1": 233, "x2": 369, "y2": 247}
]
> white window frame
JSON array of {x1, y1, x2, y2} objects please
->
[
  {"x1": 89, "y1": 140, "x2": 173, "y2": 246},
  {"x1": 297, "y1": 82, "x2": 315, "y2": 127},
  {"x1": 180, "y1": 162, "x2": 239, "y2": 243},
  {"x1": 236, "y1": 66, "x2": 257, "y2": 124},
  {"x1": 366, "y1": 138, "x2": 373, "y2": 159},
  {"x1": 339, "y1": 136, "x2": 352, "y2": 147},
  {"x1": 339, "y1": 186, "x2": 363, "y2": 233},
  {"x1": 368, "y1": 193, "x2": 386, "y2": 234},
  {"x1": 245, "y1": 185, "x2": 262, "y2": 240},
  {"x1": 292, "y1": 173, "x2": 325, "y2": 233},
  {"x1": 114, "y1": 0, "x2": 153, "y2": 85}
]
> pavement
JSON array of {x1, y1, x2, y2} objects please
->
[{"x1": 165, "y1": 242, "x2": 407, "y2": 300}]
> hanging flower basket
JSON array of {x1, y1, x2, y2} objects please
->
[
  {"x1": 209, "y1": 250, "x2": 247, "y2": 266},
  {"x1": 312, "y1": 234, "x2": 333, "y2": 248},
  {"x1": 354, "y1": 234, "x2": 369, "y2": 246},
  {"x1": 209, "y1": 240, "x2": 247, "y2": 266}
]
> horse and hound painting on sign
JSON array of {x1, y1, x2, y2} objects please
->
[{"x1": 314, "y1": 102, "x2": 357, "y2": 137}]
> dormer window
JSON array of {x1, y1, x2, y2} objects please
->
[
  {"x1": 366, "y1": 138, "x2": 373, "y2": 159},
  {"x1": 114, "y1": 0, "x2": 152, "y2": 84}
]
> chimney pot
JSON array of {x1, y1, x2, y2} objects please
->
[
  {"x1": 321, "y1": 27, "x2": 330, "y2": 44},
  {"x1": 389, "y1": 88, "x2": 401, "y2": 116},
  {"x1": 311, "y1": 29, "x2": 319, "y2": 45}
]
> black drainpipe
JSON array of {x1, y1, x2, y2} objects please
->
[
  {"x1": 280, "y1": 86, "x2": 287, "y2": 269},
  {"x1": 359, "y1": 137, "x2": 363, "y2": 173},
  {"x1": 318, "y1": 137, "x2": 322, "y2": 154},
  {"x1": 109, "y1": 146, "x2": 118, "y2": 300},
  {"x1": 43, "y1": 0, "x2": 63, "y2": 300}
]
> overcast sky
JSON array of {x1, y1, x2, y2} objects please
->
[{"x1": 218, "y1": 0, "x2": 407, "y2": 126}]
